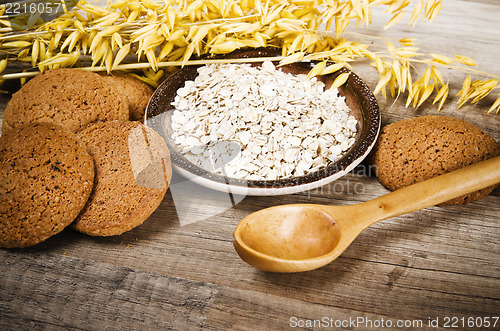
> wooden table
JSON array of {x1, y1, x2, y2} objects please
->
[{"x1": 1, "y1": 0, "x2": 499, "y2": 329}]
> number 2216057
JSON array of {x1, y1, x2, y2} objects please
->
[
  {"x1": 442, "y1": 316, "x2": 498, "y2": 328},
  {"x1": 4, "y1": 2, "x2": 63, "y2": 15}
]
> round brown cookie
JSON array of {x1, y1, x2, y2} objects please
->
[
  {"x1": 72, "y1": 121, "x2": 172, "y2": 236},
  {"x1": 100, "y1": 73, "x2": 154, "y2": 122},
  {"x1": 0, "y1": 123, "x2": 94, "y2": 248},
  {"x1": 2, "y1": 68, "x2": 128, "y2": 134},
  {"x1": 369, "y1": 115, "x2": 499, "y2": 205}
]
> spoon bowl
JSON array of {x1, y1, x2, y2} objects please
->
[
  {"x1": 234, "y1": 156, "x2": 500, "y2": 272},
  {"x1": 234, "y1": 204, "x2": 342, "y2": 272}
]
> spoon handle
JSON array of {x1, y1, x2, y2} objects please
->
[{"x1": 356, "y1": 155, "x2": 500, "y2": 228}]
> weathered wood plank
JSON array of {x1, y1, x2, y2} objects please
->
[
  {"x1": 205, "y1": 286, "x2": 437, "y2": 330},
  {"x1": 21, "y1": 182, "x2": 498, "y2": 321},
  {"x1": 0, "y1": 250, "x2": 218, "y2": 330},
  {"x1": 1, "y1": 250, "x2": 452, "y2": 331}
]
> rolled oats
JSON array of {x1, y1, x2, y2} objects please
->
[{"x1": 170, "y1": 61, "x2": 357, "y2": 181}]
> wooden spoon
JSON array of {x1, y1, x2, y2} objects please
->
[{"x1": 233, "y1": 156, "x2": 500, "y2": 273}]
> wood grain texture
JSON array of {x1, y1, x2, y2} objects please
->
[
  {"x1": 0, "y1": 250, "x2": 218, "y2": 330},
  {"x1": 1, "y1": 0, "x2": 499, "y2": 329}
]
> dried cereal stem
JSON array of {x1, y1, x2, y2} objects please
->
[{"x1": 0, "y1": 55, "x2": 285, "y2": 80}]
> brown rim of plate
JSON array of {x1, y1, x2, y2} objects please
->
[{"x1": 145, "y1": 47, "x2": 380, "y2": 189}]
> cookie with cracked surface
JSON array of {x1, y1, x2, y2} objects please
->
[
  {"x1": 0, "y1": 123, "x2": 95, "y2": 248},
  {"x1": 100, "y1": 73, "x2": 154, "y2": 122},
  {"x1": 72, "y1": 121, "x2": 172, "y2": 236},
  {"x1": 2, "y1": 68, "x2": 128, "y2": 134},
  {"x1": 369, "y1": 115, "x2": 499, "y2": 205}
]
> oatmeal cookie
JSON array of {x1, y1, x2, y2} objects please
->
[
  {"x1": 72, "y1": 121, "x2": 172, "y2": 236},
  {"x1": 100, "y1": 73, "x2": 154, "y2": 122},
  {"x1": 0, "y1": 123, "x2": 94, "y2": 248},
  {"x1": 369, "y1": 115, "x2": 499, "y2": 204},
  {"x1": 2, "y1": 68, "x2": 128, "y2": 133}
]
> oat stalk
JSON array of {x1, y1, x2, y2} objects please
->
[
  {"x1": 0, "y1": 0, "x2": 498, "y2": 113},
  {"x1": 0, "y1": 55, "x2": 286, "y2": 80}
]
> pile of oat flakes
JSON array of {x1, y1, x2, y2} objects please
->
[{"x1": 170, "y1": 61, "x2": 357, "y2": 181}]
